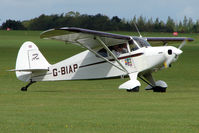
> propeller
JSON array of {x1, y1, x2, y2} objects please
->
[
  {"x1": 163, "y1": 47, "x2": 183, "y2": 68},
  {"x1": 164, "y1": 55, "x2": 175, "y2": 68},
  {"x1": 178, "y1": 39, "x2": 187, "y2": 49},
  {"x1": 163, "y1": 39, "x2": 187, "y2": 68}
]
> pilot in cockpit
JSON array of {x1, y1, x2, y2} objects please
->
[
  {"x1": 112, "y1": 45, "x2": 120, "y2": 56},
  {"x1": 120, "y1": 43, "x2": 128, "y2": 53},
  {"x1": 112, "y1": 43, "x2": 128, "y2": 56}
]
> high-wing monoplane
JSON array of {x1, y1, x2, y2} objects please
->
[{"x1": 12, "y1": 27, "x2": 194, "y2": 92}]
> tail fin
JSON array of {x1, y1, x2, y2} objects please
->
[{"x1": 15, "y1": 41, "x2": 50, "y2": 82}]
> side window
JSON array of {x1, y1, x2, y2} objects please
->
[
  {"x1": 97, "y1": 48, "x2": 108, "y2": 57},
  {"x1": 133, "y1": 37, "x2": 151, "y2": 48},
  {"x1": 129, "y1": 40, "x2": 139, "y2": 52},
  {"x1": 119, "y1": 43, "x2": 128, "y2": 54},
  {"x1": 130, "y1": 44, "x2": 139, "y2": 51},
  {"x1": 110, "y1": 43, "x2": 128, "y2": 57}
]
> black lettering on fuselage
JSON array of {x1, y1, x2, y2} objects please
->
[
  {"x1": 52, "y1": 64, "x2": 78, "y2": 77},
  {"x1": 69, "y1": 65, "x2": 73, "y2": 73},
  {"x1": 61, "y1": 67, "x2": 65, "y2": 75},
  {"x1": 73, "y1": 64, "x2": 78, "y2": 72},
  {"x1": 53, "y1": 69, "x2": 58, "y2": 76},
  {"x1": 66, "y1": 66, "x2": 68, "y2": 74}
]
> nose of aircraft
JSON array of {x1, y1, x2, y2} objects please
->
[
  {"x1": 164, "y1": 47, "x2": 183, "y2": 68},
  {"x1": 172, "y1": 47, "x2": 183, "y2": 55}
]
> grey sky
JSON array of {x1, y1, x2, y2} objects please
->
[{"x1": 0, "y1": 0, "x2": 199, "y2": 24}]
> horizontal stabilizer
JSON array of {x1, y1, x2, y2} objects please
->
[{"x1": 9, "y1": 68, "x2": 48, "y2": 72}]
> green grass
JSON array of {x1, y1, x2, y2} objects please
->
[{"x1": 0, "y1": 30, "x2": 199, "y2": 133}]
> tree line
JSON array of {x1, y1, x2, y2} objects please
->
[{"x1": 1, "y1": 11, "x2": 199, "y2": 33}]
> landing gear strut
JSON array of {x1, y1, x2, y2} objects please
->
[
  {"x1": 21, "y1": 80, "x2": 36, "y2": 91},
  {"x1": 138, "y1": 75, "x2": 167, "y2": 93}
]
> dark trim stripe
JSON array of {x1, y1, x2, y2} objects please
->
[
  {"x1": 79, "y1": 53, "x2": 143, "y2": 68},
  {"x1": 117, "y1": 53, "x2": 143, "y2": 60},
  {"x1": 79, "y1": 61, "x2": 107, "y2": 68}
]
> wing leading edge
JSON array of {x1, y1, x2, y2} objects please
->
[
  {"x1": 40, "y1": 27, "x2": 132, "y2": 49},
  {"x1": 40, "y1": 27, "x2": 131, "y2": 40},
  {"x1": 146, "y1": 37, "x2": 194, "y2": 45}
]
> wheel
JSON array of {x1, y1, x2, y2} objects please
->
[
  {"x1": 21, "y1": 87, "x2": 27, "y2": 91},
  {"x1": 153, "y1": 86, "x2": 166, "y2": 92},
  {"x1": 126, "y1": 86, "x2": 139, "y2": 92},
  {"x1": 160, "y1": 88, "x2": 166, "y2": 92}
]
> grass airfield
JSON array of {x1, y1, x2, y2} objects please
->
[{"x1": 0, "y1": 30, "x2": 199, "y2": 133}]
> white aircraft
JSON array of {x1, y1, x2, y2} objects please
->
[{"x1": 12, "y1": 27, "x2": 193, "y2": 92}]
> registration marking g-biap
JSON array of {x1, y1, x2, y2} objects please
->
[{"x1": 52, "y1": 64, "x2": 78, "y2": 77}]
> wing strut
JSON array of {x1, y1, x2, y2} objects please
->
[
  {"x1": 76, "y1": 40, "x2": 126, "y2": 73},
  {"x1": 95, "y1": 37, "x2": 129, "y2": 74}
]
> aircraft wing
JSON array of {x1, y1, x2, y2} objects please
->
[
  {"x1": 40, "y1": 27, "x2": 132, "y2": 49},
  {"x1": 146, "y1": 37, "x2": 194, "y2": 45},
  {"x1": 41, "y1": 27, "x2": 133, "y2": 74},
  {"x1": 41, "y1": 27, "x2": 194, "y2": 47}
]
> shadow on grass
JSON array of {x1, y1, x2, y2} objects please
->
[{"x1": 29, "y1": 90, "x2": 65, "y2": 93}]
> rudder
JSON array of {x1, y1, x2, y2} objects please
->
[{"x1": 15, "y1": 41, "x2": 50, "y2": 82}]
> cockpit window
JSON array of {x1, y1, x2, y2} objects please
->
[
  {"x1": 129, "y1": 40, "x2": 139, "y2": 51},
  {"x1": 133, "y1": 37, "x2": 151, "y2": 47},
  {"x1": 97, "y1": 43, "x2": 129, "y2": 58},
  {"x1": 110, "y1": 43, "x2": 128, "y2": 56},
  {"x1": 97, "y1": 48, "x2": 107, "y2": 57}
]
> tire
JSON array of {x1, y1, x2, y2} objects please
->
[
  {"x1": 21, "y1": 87, "x2": 27, "y2": 91},
  {"x1": 126, "y1": 86, "x2": 139, "y2": 92},
  {"x1": 153, "y1": 86, "x2": 166, "y2": 92}
]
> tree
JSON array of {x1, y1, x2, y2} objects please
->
[
  {"x1": 1, "y1": 12, "x2": 198, "y2": 33},
  {"x1": 27, "y1": 14, "x2": 60, "y2": 30},
  {"x1": 177, "y1": 21, "x2": 184, "y2": 32},
  {"x1": 1, "y1": 20, "x2": 26, "y2": 30},
  {"x1": 137, "y1": 16, "x2": 146, "y2": 31},
  {"x1": 183, "y1": 16, "x2": 188, "y2": 32},
  {"x1": 187, "y1": 17, "x2": 194, "y2": 32},
  {"x1": 192, "y1": 20, "x2": 199, "y2": 33},
  {"x1": 65, "y1": 11, "x2": 80, "y2": 17},
  {"x1": 146, "y1": 17, "x2": 153, "y2": 32},
  {"x1": 111, "y1": 16, "x2": 122, "y2": 31},
  {"x1": 130, "y1": 16, "x2": 137, "y2": 32},
  {"x1": 166, "y1": 16, "x2": 175, "y2": 32}
]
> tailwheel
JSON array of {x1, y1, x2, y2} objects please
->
[
  {"x1": 21, "y1": 87, "x2": 27, "y2": 91},
  {"x1": 126, "y1": 86, "x2": 139, "y2": 92},
  {"x1": 20, "y1": 80, "x2": 36, "y2": 91}
]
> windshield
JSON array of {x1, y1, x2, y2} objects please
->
[
  {"x1": 129, "y1": 40, "x2": 139, "y2": 52},
  {"x1": 133, "y1": 37, "x2": 151, "y2": 47}
]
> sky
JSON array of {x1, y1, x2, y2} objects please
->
[{"x1": 0, "y1": 0, "x2": 199, "y2": 24}]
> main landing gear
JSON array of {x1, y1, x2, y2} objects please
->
[
  {"x1": 139, "y1": 74, "x2": 167, "y2": 93},
  {"x1": 21, "y1": 80, "x2": 36, "y2": 91},
  {"x1": 152, "y1": 86, "x2": 167, "y2": 92}
]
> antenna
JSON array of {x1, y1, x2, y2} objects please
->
[{"x1": 133, "y1": 21, "x2": 142, "y2": 37}]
